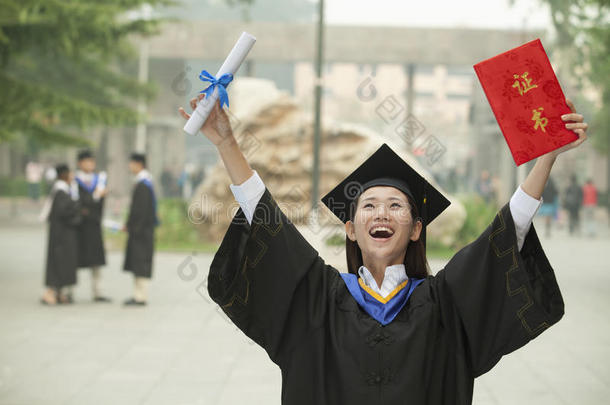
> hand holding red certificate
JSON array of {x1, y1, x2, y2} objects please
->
[
  {"x1": 553, "y1": 99, "x2": 588, "y2": 157},
  {"x1": 474, "y1": 38, "x2": 585, "y2": 165}
]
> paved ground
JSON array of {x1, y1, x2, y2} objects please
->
[{"x1": 0, "y1": 217, "x2": 609, "y2": 404}]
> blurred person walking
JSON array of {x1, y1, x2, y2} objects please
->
[
  {"x1": 538, "y1": 177, "x2": 559, "y2": 237},
  {"x1": 582, "y1": 179, "x2": 598, "y2": 237},
  {"x1": 160, "y1": 166, "x2": 177, "y2": 197},
  {"x1": 39, "y1": 165, "x2": 81, "y2": 305},
  {"x1": 43, "y1": 162, "x2": 57, "y2": 194},
  {"x1": 563, "y1": 175, "x2": 583, "y2": 236},
  {"x1": 25, "y1": 160, "x2": 43, "y2": 201},
  {"x1": 191, "y1": 166, "x2": 205, "y2": 191},
  {"x1": 178, "y1": 164, "x2": 194, "y2": 200},
  {"x1": 75, "y1": 150, "x2": 112, "y2": 302},
  {"x1": 123, "y1": 153, "x2": 158, "y2": 306},
  {"x1": 475, "y1": 169, "x2": 494, "y2": 204}
]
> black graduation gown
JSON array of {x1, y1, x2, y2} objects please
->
[
  {"x1": 45, "y1": 190, "x2": 81, "y2": 289},
  {"x1": 208, "y1": 189, "x2": 564, "y2": 405},
  {"x1": 123, "y1": 181, "x2": 155, "y2": 278},
  {"x1": 76, "y1": 182, "x2": 106, "y2": 267}
]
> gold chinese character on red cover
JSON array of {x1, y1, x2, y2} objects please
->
[
  {"x1": 531, "y1": 107, "x2": 548, "y2": 133},
  {"x1": 513, "y1": 72, "x2": 538, "y2": 96}
]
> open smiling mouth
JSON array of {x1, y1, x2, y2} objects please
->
[{"x1": 369, "y1": 226, "x2": 394, "y2": 241}]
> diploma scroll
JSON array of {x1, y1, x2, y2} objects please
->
[
  {"x1": 93, "y1": 171, "x2": 107, "y2": 200},
  {"x1": 98, "y1": 171, "x2": 107, "y2": 189},
  {"x1": 183, "y1": 32, "x2": 257, "y2": 136}
]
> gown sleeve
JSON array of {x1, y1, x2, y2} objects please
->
[
  {"x1": 55, "y1": 190, "x2": 81, "y2": 226},
  {"x1": 207, "y1": 188, "x2": 338, "y2": 366},
  {"x1": 229, "y1": 170, "x2": 265, "y2": 225},
  {"x1": 432, "y1": 202, "x2": 564, "y2": 378}
]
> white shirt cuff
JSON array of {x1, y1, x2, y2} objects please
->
[
  {"x1": 509, "y1": 185, "x2": 543, "y2": 251},
  {"x1": 229, "y1": 170, "x2": 266, "y2": 225}
]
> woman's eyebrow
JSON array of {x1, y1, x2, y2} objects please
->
[{"x1": 360, "y1": 196, "x2": 406, "y2": 202}]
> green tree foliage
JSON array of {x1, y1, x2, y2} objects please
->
[
  {"x1": 533, "y1": 0, "x2": 610, "y2": 153},
  {"x1": 0, "y1": 0, "x2": 173, "y2": 146}
]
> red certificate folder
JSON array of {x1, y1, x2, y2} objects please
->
[{"x1": 473, "y1": 38, "x2": 578, "y2": 166}]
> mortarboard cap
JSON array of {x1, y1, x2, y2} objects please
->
[{"x1": 320, "y1": 143, "x2": 450, "y2": 245}]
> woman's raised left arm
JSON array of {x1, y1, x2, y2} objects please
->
[
  {"x1": 432, "y1": 98, "x2": 587, "y2": 376},
  {"x1": 509, "y1": 98, "x2": 589, "y2": 250}
]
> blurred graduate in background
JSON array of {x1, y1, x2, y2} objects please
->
[
  {"x1": 40, "y1": 164, "x2": 81, "y2": 305},
  {"x1": 123, "y1": 153, "x2": 158, "y2": 306},
  {"x1": 75, "y1": 150, "x2": 112, "y2": 303}
]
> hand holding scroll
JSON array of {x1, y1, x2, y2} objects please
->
[{"x1": 179, "y1": 94, "x2": 236, "y2": 148}]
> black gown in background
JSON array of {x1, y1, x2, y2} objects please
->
[
  {"x1": 208, "y1": 189, "x2": 564, "y2": 405},
  {"x1": 123, "y1": 181, "x2": 155, "y2": 278},
  {"x1": 76, "y1": 182, "x2": 106, "y2": 268},
  {"x1": 45, "y1": 190, "x2": 81, "y2": 289}
]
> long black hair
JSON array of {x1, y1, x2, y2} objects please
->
[{"x1": 345, "y1": 191, "x2": 429, "y2": 279}]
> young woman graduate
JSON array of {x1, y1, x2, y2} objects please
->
[
  {"x1": 40, "y1": 164, "x2": 81, "y2": 305},
  {"x1": 179, "y1": 96, "x2": 588, "y2": 405}
]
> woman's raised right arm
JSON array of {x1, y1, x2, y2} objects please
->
[
  {"x1": 181, "y1": 95, "x2": 338, "y2": 366},
  {"x1": 179, "y1": 94, "x2": 253, "y2": 186}
]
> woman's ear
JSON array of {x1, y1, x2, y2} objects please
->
[
  {"x1": 410, "y1": 220, "x2": 423, "y2": 242},
  {"x1": 345, "y1": 220, "x2": 357, "y2": 242}
]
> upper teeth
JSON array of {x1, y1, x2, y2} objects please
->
[{"x1": 370, "y1": 226, "x2": 393, "y2": 234}]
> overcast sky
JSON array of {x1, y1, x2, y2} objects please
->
[{"x1": 324, "y1": 0, "x2": 551, "y2": 30}]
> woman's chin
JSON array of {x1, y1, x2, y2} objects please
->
[{"x1": 363, "y1": 244, "x2": 401, "y2": 260}]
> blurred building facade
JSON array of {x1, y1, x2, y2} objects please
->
[{"x1": 1, "y1": 16, "x2": 606, "y2": 215}]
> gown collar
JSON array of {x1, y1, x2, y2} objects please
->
[
  {"x1": 75, "y1": 170, "x2": 98, "y2": 193},
  {"x1": 134, "y1": 169, "x2": 152, "y2": 183},
  {"x1": 53, "y1": 179, "x2": 71, "y2": 194},
  {"x1": 358, "y1": 264, "x2": 408, "y2": 298},
  {"x1": 75, "y1": 170, "x2": 94, "y2": 184},
  {"x1": 340, "y1": 273, "x2": 423, "y2": 325}
]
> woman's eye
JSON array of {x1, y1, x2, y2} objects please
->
[
  {"x1": 363, "y1": 203, "x2": 374, "y2": 208},
  {"x1": 391, "y1": 203, "x2": 402, "y2": 208}
]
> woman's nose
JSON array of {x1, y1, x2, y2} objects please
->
[{"x1": 374, "y1": 204, "x2": 389, "y2": 220}]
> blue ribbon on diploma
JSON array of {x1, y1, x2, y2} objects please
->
[{"x1": 198, "y1": 70, "x2": 234, "y2": 108}]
